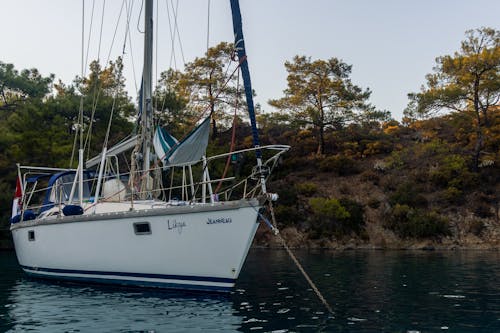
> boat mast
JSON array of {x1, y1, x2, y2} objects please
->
[
  {"x1": 68, "y1": 0, "x2": 86, "y2": 207},
  {"x1": 229, "y1": 0, "x2": 267, "y2": 194},
  {"x1": 140, "y1": 0, "x2": 154, "y2": 197}
]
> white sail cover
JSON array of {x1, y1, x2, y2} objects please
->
[
  {"x1": 86, "y1": 135, "x2": 139, "y2": 168},
  {"x1": 153, "y1": 117, "x2": 210, "y2": 166}
]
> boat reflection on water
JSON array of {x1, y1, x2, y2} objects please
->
[
  {"x1": 5, "y1": 279, "x2": 242, "y2": 332},
  {"x1": 2, "y1": 249, "x2": 325, "y2": 332}
]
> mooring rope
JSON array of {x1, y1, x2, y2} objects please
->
[{"x1": 262, "y1": 200, "x2": 335, "y2": 316}]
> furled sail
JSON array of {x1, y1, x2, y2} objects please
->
[{"x1": 153, "y1": 116, "x2": 210, "y2": 166}]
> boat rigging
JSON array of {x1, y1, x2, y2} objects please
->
[{"x1": 10, "y1": 0, "x2": 289, "y2": 292}]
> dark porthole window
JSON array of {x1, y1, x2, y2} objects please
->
[
  {"x1": 28, "y1": 230, "x2": 35, "y2": 241},
  {"x1": 133, "y1": 222, "x2": 151, "y2": 235}
]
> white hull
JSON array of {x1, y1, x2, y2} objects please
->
[{"x1": 11, "y1": 199, "x2": 260, "y2": 292}]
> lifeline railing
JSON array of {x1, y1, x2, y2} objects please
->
[{"x1": 17, "y1": 144, "x2": 290, "y2": 217}]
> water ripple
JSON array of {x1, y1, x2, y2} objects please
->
[{"x1": 1, "y1": 250, "x2": 500, "y2": 332}]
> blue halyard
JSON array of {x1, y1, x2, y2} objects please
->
[{"x1": 229, "y1": 0, "x2": 262, "y2": 159}]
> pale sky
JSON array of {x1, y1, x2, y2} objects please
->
[{"x1": 1, "y1": 0, "x2": 499, "y2": 120}]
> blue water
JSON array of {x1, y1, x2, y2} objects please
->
[{"x1": 1, "y1": 249, "x2": 500, "y2": 332}]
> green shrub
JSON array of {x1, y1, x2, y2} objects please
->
[
  {"x1": 273, "y1": 205, "x2": 303, "y2": 228},
  {"x1": 275, "y1": 184, "x2": 298, "y2": 206},
  {"x1": 420, "y1": 139, "x2": 450, "y2": 157},
  {"x1": 389, "y1": 204, "x2": 412, "y2": 224},
  {"x1": 281, "y1": 155, "x2": 316, "y2": 172},
  {"x1": 339, "y1": 197, "x2": 365, "y2": 235},
  {"x1": 409, "y1": 212, "x2": 451, "y2": 238},
  {"x1": 363, "y1": 140, "x2": 393, "y2": 156},
  {"x1": 309, "y1": 197, "x2": 350, "y2": 220},
  {"x1": 442, "y1": 186, "x2": 464, "y2": 204},
  {"x1": 429, "y1": 154, "x2": 476, "y2": 189},
  {"x1": 389, "y1": 181, "x2": 427, "y2": 207},
  {"x1": 385, "y1": 204, "x2": 450, "y2": 239},
  {"x1": 295, "y1": 182, "x2": 318, "y2": 196},
  {"x1": 342, "y1": 141, "x2": 360, "y2": 156},
  {"x1": 307, "y1": 197, "x2": 348, "y2": 239},
  {"x1": 308, "y1": 197, "x2": 365, "y2": 239},
  {"x1": 386, "y1": 151, "x2": 405, "y2": 169},
  {"x1": 318, "y1": 155, "x2": 360, "y2": 176}
]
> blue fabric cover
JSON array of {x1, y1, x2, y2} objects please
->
[
  {"x1": 10, "y1": 210, "x2": 36, "y2": 224},
  {"x1": 63, "y1": 205, "x2": 84, "y2": 216}
]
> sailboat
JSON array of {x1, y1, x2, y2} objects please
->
[{"x1": 9, "y1": 0, "x2": 288, "y2": 292}]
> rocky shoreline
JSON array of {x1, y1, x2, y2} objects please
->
[{"x1": 253, "y1": 225, "x2": 500, "y2": 251}]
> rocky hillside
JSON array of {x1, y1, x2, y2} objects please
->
[
  {"x1": 250, "y1": 112, "x2": 500, "y2": 249},
  {"x1": 2, "y1": 112, "x2": 500, "y2": 251}
]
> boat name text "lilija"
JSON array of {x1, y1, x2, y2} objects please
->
[
  {"x1": 167, "y1": 219, "x2": 187, "y2": 234},
  {"x1": 207, "y1": 217, "x2": 232, "y2": 225}
]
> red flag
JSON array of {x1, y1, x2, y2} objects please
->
[
  {"x1": 14, "y1": 176, "x2": 22, "y2": 198},
  {"x1": 11, "y1": 176, "x2": 22, "y2": 218}
]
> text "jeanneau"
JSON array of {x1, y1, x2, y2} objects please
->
[{"x1": 207, "y1": 217, "x2": 232, "y2": 225}]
